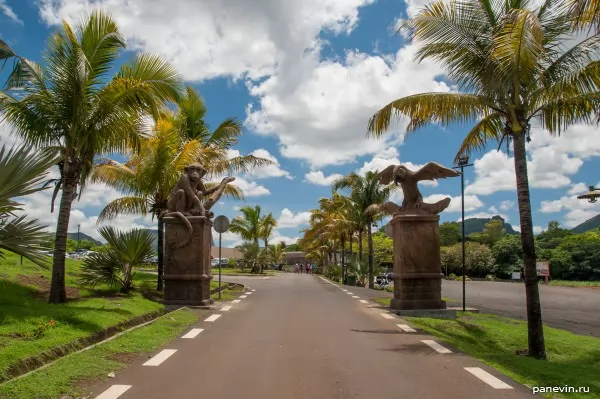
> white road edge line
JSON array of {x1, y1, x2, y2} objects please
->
[
  {"x1": 396, "y1": 324, "x2": 417, "y2": 333},
  {"x1": 251, "y1": 289, "x2": 256, "y2": 291},
  {"x1": 239, "y1": 295, "x2": 248, "y2": 298},
  {"x1": 143, "y1": 349, "x2": 177, "y2": 366},
  {"x1": 464, "y1": 367, "x2": 513, "y2": 389},
  {"x1": 232, "y1": 299, "x2": 241, "y2": 303},
  {"x1": 342, "y1": 289, "x2": 348, "y2": 292},
  {"x1": 95, "y1": 385, "x2": 132, "y2": 399},
  {"x1": 221, "y1": 305, "x2": 233, "y2": 312},
  {"x1": 182, "y1": 328, "x2": 204, "y2": 339},
  {"x1": 422, "y1": 340, "x2": 452, "y2": 354},
  {"x1": 359, "y1": 299, "x2": 369, "y2": 304},
  {"x1": 204, "y1": 314, "x2": 222, "y2": 322},
  {"x1": 245, "y1": 292, "x2": 252, "y2": 295},
  {"x1": 379, "y1": 313, "x2": 395, "y2": 320},
  {"x1": 352, "y1": 296, "x2": 360, "y2": 298},
  {"x1": 347, "y1": 292, "x2": 354, "y2": 295}
]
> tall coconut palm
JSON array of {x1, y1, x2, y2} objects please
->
[
  {"x1": 0, "y1": 144, "x2": 60, "y2": 266},
  {"x1": 333, "y1": 171, "x2": 395, "y2": 289},
  {"x1": 0, "y1": 11, "x2": 181, "y2": 303},
  {"x1": 259, "y1": 212, "x2": 277, "y2": 271},
  {"x1": 230, "y1": 205, "x2": 263, "y2": 245},
  {"x1": 92, "y1": 87, "x2": 271, "y2": 290},
  {"x1": 367, "y1": 0, "x2": 600, "y2": 358}
]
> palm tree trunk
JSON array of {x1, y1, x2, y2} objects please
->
[
  {"x1": 157, "y1": 217, "x2": 165, "y2": 291},
  {"x1": 349, "y1": 232, "x2": 353, "y2": 256},
  {"x1": 513, "y1": 130, "x2": 546, "y2": 359},
  {"x1": 358, "y1": 229, "x2": 363, "y2": 261},
  {"x1": 341, "y1": 234, "x2": 346, "y2": 282},
  {"x1": 49, "y1": 168, "x2": 78, "y2": 304},
  {"x1": 367, "y1": 220, "x2": 374, "y2": 289}
]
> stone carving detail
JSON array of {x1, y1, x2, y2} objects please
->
[
  {"x1": 160, "y1": 163, "x2": 234, "y2": 247},
  {"x1": 369, "y1": 162, "x2": 460, "y2": 216}
]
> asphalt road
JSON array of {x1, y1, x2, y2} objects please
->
[
  {"x1": 91, "y1": 274, "x2": 533, "y2": 399},
  {"x1": 441, "y1": 280, "x2": 600, "y2": 337}
]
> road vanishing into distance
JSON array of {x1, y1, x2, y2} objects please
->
[
  {"x1": 91, "y1": 274, "x2": 534, "y2": 399},
  {"x1": 442, "y1": 280, "x2": 600, "y2": 337}
]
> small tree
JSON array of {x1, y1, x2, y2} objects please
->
[{"x1": 78, "y1": 227, "x2": 155, "y2": 293}]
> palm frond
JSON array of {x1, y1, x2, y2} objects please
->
[{"x1": 0, "y1": 215, "x2": 50, "y2": 267}]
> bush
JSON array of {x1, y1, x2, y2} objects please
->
[{"x1": 441, "y1": 242, "x2": 494, "y2": 277}]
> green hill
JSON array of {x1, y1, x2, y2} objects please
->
[
  {"x1": 66, "y1": 232, "x2": 102, "y2": 246},
  {"x1": 571, "y1": 213, "x2": 600, "y2": 234},
  {"x1": 382, "y1": 215, "x2": 516, "y2": 237}
]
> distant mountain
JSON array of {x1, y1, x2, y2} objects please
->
[
  {"x1": 382, "y1": 215, "x2": 517, "y2": 237},
  {"x1": 67, "y1": 232, "x2": 103, "y2": 246},
  {"x1": 571, "y1": 214, "x2": 600, "y2": 234},
  {"x1": 460, "y1": 215, "x2": 517, "y2": 236}
]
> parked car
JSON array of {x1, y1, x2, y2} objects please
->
[{"x1": 211, "y1": 258, "x2": 229, "y2": 267}]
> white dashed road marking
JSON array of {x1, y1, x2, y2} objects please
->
[
  {"x1": 204, "y1": 314, "x2": 222, "y2": 322},
  {"x1": 379, "y1": 313, "x2": 395, "y2": 320},
  {"x1": 182, "y1": 328, "x2": 204, "y2": 339},
  {"x1": 251, "y1": 289, "x2": 256, "y2": 291},
  {"x1": 240, "y1": 295, "x2": 248, "y2": 298},
  {"x1": 95, "y1": 385, "x2": 132, "y2": 399},
  {"x1": 396, "y1": 324, "x2": 417, "y2": 333},
  {"x1": 464, "y1": 367, "x2": 513, "y2": 389},
  {"x1": 359, "y1": 300, "x2": 369, "y2": 304},
  {"x1": 143, "y1": 349, "x2": 177, "y2": 366},
  {"x1": 352, "y1": 296, "x2": 360, "y2": 298},
  {"x1": 232, "y1": 299, "x2": 241, "y2": 304},
  {"x1": 422, "y1": 340, "x2": 452, "y2": 354},
  {"x1": 221, "y1": 305, "x2": 233, "y2": 312},
  {"x1": 342, "y1": 289, "x2": 348, "y2": 292},
  {"x1": 245, "y1": 292, "x2": 252, "y2": 295}
]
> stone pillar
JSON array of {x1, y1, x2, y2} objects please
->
[
  {"x1": 163, "y1": 216, "x2": 214, "y2": 306},
  {"x1": 390, "y1": 214, "x2": 446, "y2": 310}
]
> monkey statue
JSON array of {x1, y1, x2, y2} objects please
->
[{"x1": 161, "y1": 163, "x2": 235, "y2": 247}]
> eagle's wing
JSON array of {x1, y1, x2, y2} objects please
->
[
  {"x1": 414, "y1": 162, "x2": 461, "y2": 181},
  {"x1": 374, "y1": 165, "x2": 397, "y2": 185}
]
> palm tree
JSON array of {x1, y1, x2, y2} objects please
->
[
  {"x1": 260, "y1": 212, "x2": 277, "y2": 270},
  {"x1": 366, "y1": 0, "x2": 600, "y2": 358},
  {"x1": 0, "y1": 144, "x2": 60, "y2": 266},
  {"x1": 269, "y1": 243, "x2": 285, "y2": 266},
  {"x1": 0, "y1": 11, "x2": 181, "y2": 303},
  {"x1": 92, "y1": 87, "x2": 271, "y2": 290},
  {"x1": 230, "y1": 205, "x2": 263, "y2": 245},
  {"x1": 78, "y1": 226, "x2": 155, "y2": 293},
  {"x1": 333, "y1": 171, "x2": 395, "y2": 289}
]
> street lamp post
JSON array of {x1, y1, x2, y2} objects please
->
[
  {"x1": 577, "y1": 185, "x2": 600, "y2": 203},
  {"x1": 77, "y1": 224, "x2": 80, "y2": 249},
  {"x1": 453, "y1": 155, "x2": 473, "y2": 312},
  {"x1": 214, "y1": 216, "x2": 230, "y2": 300}
]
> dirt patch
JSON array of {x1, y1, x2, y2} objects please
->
[{"x1": 16, "y1": 274, "x2": 81, "y2": 300}]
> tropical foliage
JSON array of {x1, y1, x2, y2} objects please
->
[
  {"x1": 0, "y1": 145, "x2": 59, "y2": 266},
  {"x1": 78, "y1": 227, "x2": 155, "y2": 293},
  {"x1": 0, "y1": 11, "x2": 181, "y2": 303},
  {"x1": 230, "y1": 205, "x2": 279, "y2": 272},
  {"x1": 365, "y1": 0, "x2": 600, "y2": 360}
]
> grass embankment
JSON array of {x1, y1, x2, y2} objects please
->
[
  {"x1": 549, "y1": 280, "x2": 600, "y2": 288},
  {"x1": 0, "y1": 252, "x2": 165, "y2": 382},
  {"x1": 407, "y1": 313, "x2": 600, "y2": 399},
  {"x1": 0, "y1": 308, "x2": 199, "y2": 399}
]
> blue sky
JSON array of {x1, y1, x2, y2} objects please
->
[{"x1": 2, "y1": 0, "x2": 600, "y2": 246}]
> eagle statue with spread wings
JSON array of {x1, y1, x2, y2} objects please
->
[{"x1": 369, "y1": 162, "x2": 461, "y2": 216}]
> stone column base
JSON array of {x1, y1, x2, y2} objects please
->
[{"x1": 163, "y1": 274, "x2": 214, "y2": 306}]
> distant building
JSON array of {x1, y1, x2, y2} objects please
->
[
  {"x1": 283, "y1": 251, "x2": 307, "y2": 264},
  {"x1": 210, "y1": 246, "x2": 242, "y2": 259}
]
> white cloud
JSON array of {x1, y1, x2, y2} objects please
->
[
  {"x1": 304, "y1": 171, "x2": 343, "y2": 186},
  {"x1": 466, "y1": 124, "x2": 599, "y2": 196},
  {"x1": 244, "y1": 148, "x2": 292, "y2": 180},
  {"x1": 488, "y1": 205, "x2": 499, "y2": 213},
  {"x1": 539, "y1": 194, "x2": 599, "y2": 228},
  {"x1": 270, "y1": 230, "x2": 300, "y2": 245},
  {"x1": 0, "y1": 0, "x2": 23, "y2": 24},
  {"x1": 533, "y1": 226, "x2": 543, "y2": 234},
  {"x1": 277, "y1": 208, "x2": 311, "y2": 229},
  {"x1": 567, "y1": 183, "x2": 589, "y2": 195},
  {"x1": 500, "y1": 200, "x2": 515, "y2": 211},
  {"x1": 356, "y1": 148, "x2": 439, "y2": 187},
  {"x1": 232, "y1": 177, "x2": 271, "y2": 197},
  {"x1": 423, "y1": 193, "x2": 483, "y2": 213}
]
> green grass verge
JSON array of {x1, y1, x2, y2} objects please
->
[
  {"x1": 0, "y1": 308, "x2": 199, "y2": 399},
  {"x1": 549, "y1": 280, "x2": 600, "y2": 288},
  {"x1": 406, "y1": 313, "x2": 600, "y2": 399},
  {"x1": 0, "y1": 253, "x2": 165, "y2": 381},
  {"x1": 212, "y1": 285, "x2": 244, "y2": 302}
]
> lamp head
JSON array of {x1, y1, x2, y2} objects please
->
[
  {"x1": 577, "y1": 186, "x2": 600, "y2": 204},
  {"x1": 457, "y1": 155, "x2": 470, "y2": 167}
]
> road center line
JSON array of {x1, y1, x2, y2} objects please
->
[
  {"x1": 379, "y1": 313, "x2": 395, "y2": 320},
  {"x1": 464, "y1": 367, "x2": 513, "y2": 389},
  {"x1": 239, "y1": 295, "x2": 248, "y2": 298},
  {"x1": 95, "y1": 385, "x2": 132, "y2": 399},
  {"x1": 359, "y1": 299, "x2": 369, "y2": 304},
  {"x1": 251, "y1": 289, "x2": 256, "y2": 291},
  {"x1": 204, "y1": 314, "x2": 222, "y2": 322},
  {"x1": 396, "y1": 324, "x2": 417, "y2": 333},
  {"x1": 182, "y1": 328, "x2": 204, "y2": 339},
  {"x1": 347, "y1": 292, "x2": 354, "y2": 295},
  {"x1": 245, "y1": 292, "x2": 252, "y2": 295},
  {"x1": 143, "y1": 349, "x2": 177, "y2": 366},
  {"x1": 342, "y1": 289, "x2": 348, "y2": 292},
  {"x1": 352, "y1": 296, "x2": 360, "y2": 298},
  {"x1": 422, "y1": 340, "x2": 452, "y2": 354},
  {"x1": 221, "y1": 305, "x2": 233, "y2": 311},
  {"x1": 232, "y1": 299, "x2": 241, "y2": 303}
]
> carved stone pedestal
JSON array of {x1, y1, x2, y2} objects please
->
[
  {"x1": 390, "y1": 214, "x2": 446, "y2": 310},
  {"x1": 163, "y1": 216, "x2": 213, "y2": 306}
]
